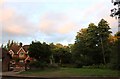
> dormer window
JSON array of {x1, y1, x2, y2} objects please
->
[
  {"x1": 19, "y1": 52, "x2": 24, "y2": 58},
  {"x1": 20, "y1": 52, "x2": 24, "y2": 55}
]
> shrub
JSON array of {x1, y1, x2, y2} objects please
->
[
  {"x1": 29, "y1": 61, "x2": 47, "y2": 69},
  {"x1": 48, "y1": 63, "x2": 59, "y2": 69},
  {"x1": 108, "y1": 63, "x2": 120, "y2": 70},
  {"x1": 61, "y1": 64, "x2": 75, "y2": 68},
  {"x1": 74, "y1": 61, "x2": 84, "y2": 68},
  {"x1": 82, "y1": 64, "x2": 110, "y2": 69}
]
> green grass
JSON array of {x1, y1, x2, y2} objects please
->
[{"x1": 19, "y1": 68, "x2": 120, "y2": 77}]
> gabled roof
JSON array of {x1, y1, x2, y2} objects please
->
[
  {"x1": 9, "y1": 44, "x2": 21, "y2": 54},
  {"x1": 22, "y1": 45, "x2": 29, "y2": 52},
  {"x1": 9, "y1": 44, "x2": 29, "y2": 54},
  {"x1": 17, "y1": 47, "x2": 26, "y2": 54}
]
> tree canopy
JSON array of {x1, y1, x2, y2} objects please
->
[{"x1": 28, "y1": 41, "x2": 52, "y2": 63}]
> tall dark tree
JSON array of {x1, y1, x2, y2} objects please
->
[
  {"x1": 73, "y1": 19, "x2": 112, "y2": 67},
  {"x1": 86, "y1": 23, "x2": 102, "y2": 64},
  {"x1": 97, "y1": 19, "x2": 112, "y2": 64},
  {"x1": 73, "y1": 28, "x2": 90, "y2": 67}
]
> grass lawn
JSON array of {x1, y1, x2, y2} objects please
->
[{"x1": 19, "y1": 68, "x2": 120, "y2": 77}]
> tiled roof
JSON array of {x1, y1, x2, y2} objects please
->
[
  {"x1": 9, "y1": 44, "x2": 29, "y2": 54},
  {"x1": 22, "y1": 45, "x2": 29, "y2": 52},
  {"x1": 9, "y1": 44, "x2": 21, "y2": 54}
]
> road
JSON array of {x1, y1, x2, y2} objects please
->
[
  {"x1": 1, "y1": 76, "x2": 120, "y2": 79},
  {"x1": 1, "y1": 71, "x2": 120, "y2": 79}
]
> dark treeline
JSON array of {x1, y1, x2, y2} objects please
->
[
  {"x1": 2, "y1": 19, "x2": 120, "y2": 70},
  {"x1": 72, "y1": 19, "x2": 120, "y2": 70}
]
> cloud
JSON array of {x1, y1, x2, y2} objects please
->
[
  {"x1": 1, "y1": 0, "x2": 118, "y2": 45},
  {"x1": 71, "y1": 0, "x2": 118, "y2": 34},
  {"x1": 1, "y1": 8, "x2": 39, "y2": 44},
  {"x1": 0, "y1": 0, "x2": 4, "y2": 4},
  {"x1": 40, "y1": 32, "x2": 75, "y2": 45},
  {"x1": 0, "y1": 8, "x2": 14, "y2": 22},
  {"x1": 1, "y1": 8, "x2": 77, "y2": 45},
  {"x1": 3, "y1": 25, "x2": 26, "y2": 35},
  {"x1": 1, "y1": 8, "x2": 37, "y2": 37},
  {"x1": 39, "y1": 12, "x2": 77, "y2": 35},
  {"x1": 58, "y1": 23, "x2": 76, "y2": 34},
  {"x1": 2, "y1": 0, "x2": 89, "y2": 3},
  {"x1": 38, "y1": 12, "x2": 78, "y2": 45},
  {"x1": 104, "y1": 16, "x2": 117, "y2": 27}
]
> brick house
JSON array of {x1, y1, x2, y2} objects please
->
[{"x1": 9, "y1": 44, "x2": 31, "y2": 64}]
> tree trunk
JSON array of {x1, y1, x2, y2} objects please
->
[{"x1": 100, "y1": 37, "x2": 106, "y2": 64}]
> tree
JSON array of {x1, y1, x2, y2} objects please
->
[
  {"x1": 6, "y1": 40, "x2": 14, "y2": 50},
  {"x1": 50, "y1": 43, "x2": 72, "y2": 65},
  {"x1": 86, "y1": 23, "x2": 102, "y2": 64},
  {"x1": 97, "y1": 19, "x2": 112, "y2": 64},
  {"x1": 73, "y1": 28, "x2": 91, "y2": 67},
  {"x1": 73, "y1": 23, "x2": 103, "y2": 67},
  {"x1": 28, "y1": 41, "x2": 52, "y2": 63},
  {"x1": 110, "y1": 31, "x2": 120, "y2": 70},
  {"x1": 3, "y1": 40, "x2": 16, "y2": 50},
  {"x1": 49, "y1": 43, "x2": 55, "y2": 64},
  {"x1": 73, "y1": 19, "x2": 112, "y2": 67}
]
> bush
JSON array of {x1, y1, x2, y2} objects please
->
[
  {"x1": 48, "y1": 63, "x2": 59, "y2": 69},
  {"x1": 61, "y1": 64, "x2": 75, "y2": 68},
  {"x1": 82, "y1": 64, "x2": 110, "y2": 69},
  {"x1": 29, "y1": 61, "x2": 47, "y2": 69},
  {"x1": 74, "y1": 61, "x2": 84, "y2": 68},
  {"x1": 108, "y1": 63, "x2": 120, "y2": 70}
]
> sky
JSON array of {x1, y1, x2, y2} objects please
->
[{"x1": 0, "y1": 0, "x2": 118, "y2": 46}]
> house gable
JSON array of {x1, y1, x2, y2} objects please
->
[
  {"x1": 9, "y1": 50, "x2": 14, "y2": 57},
  {"x1": 17, "y1": 47, "x2": 26, "y2": 54},
  {"x1": 22, "y1": 45, "x2": 29, "y2": 54},
  {"x1": 17, "y1": 47, "x2": 27, "y2": 59}
]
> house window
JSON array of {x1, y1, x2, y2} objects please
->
[
  {"x1": 19, "y1": 52, "x2": 24, "y2": 57},
  {"x1": 20, "y1": 53, "x2": 24, "y2": 55},
  {"x1": 19, "y1": 60, "x2": 24, "y2": 62}
]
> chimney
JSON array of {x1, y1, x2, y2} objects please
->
[{"x1": 19, "y1": 42, "x2": 23, "y2": 47}]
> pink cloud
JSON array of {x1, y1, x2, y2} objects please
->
[
  {"x1": 39, "y1": 13, "x2": 77, "y2": 35},
  {"x1": 0, "y1": 8, "x2": 15, "y2": 22},
  {"x1": 1, "y1": 8, "x2": 36, "y2": 36},
  {"x1": 81, "y1": 1, "x2": 105, "y2": 21},
  {"x1": 0, "y1": 0, "x2": 4, "y2": 4},
  {"x1": 104, "y1": 16, "x2": 117, "y2": 28},
  {"x1": 58, "y1": 23, "x2": 76, "y2": 34},
  {"x1": 3, "y1": 25, "x2": 26, "y2": 35},
  {"x1": 78, "y1": 0, "x2": 117, "y2": 31}
]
